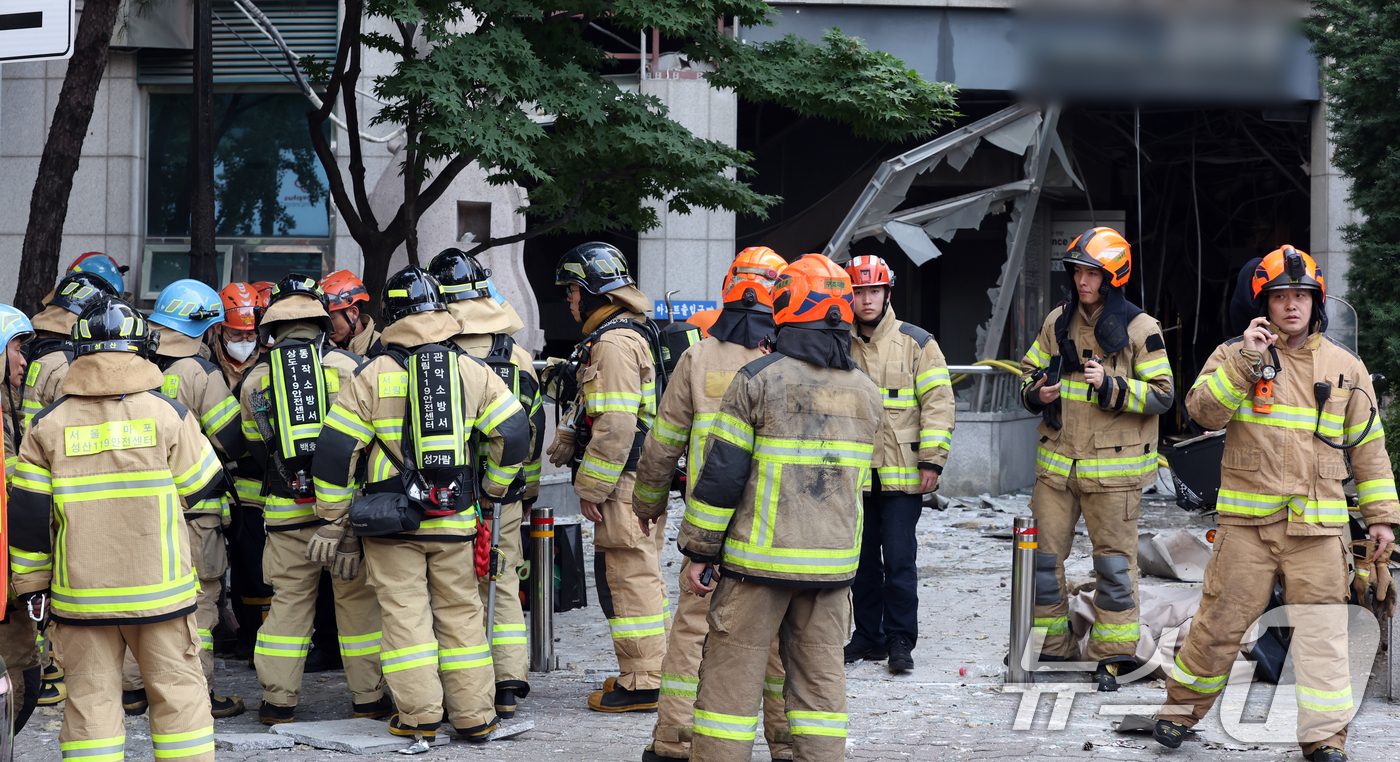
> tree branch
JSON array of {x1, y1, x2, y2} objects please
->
[{"x1": 464, "y1": 180, "x2": 587, "y2": 255}]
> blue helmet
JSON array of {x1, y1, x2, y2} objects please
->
[
  {"x1": 0, "y1": 304, "x2": 34, "y2": 348},
  {"x1": 150, "y1": 279, "x2": 223, "y2": 338},
  {"x1": 68, "y1": 252, "x2": 127, "y2": 295}
]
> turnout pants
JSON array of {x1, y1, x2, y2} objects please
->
[
  {"x1": 850, "y1": 488, "x2": 922, "y2": 651},
  {"x1": 123, "y1": 515, "x2": 228, "y2": 691},
  {"x1": 653, "y1": 558, "x2": 791, "y2": 760},
  {"x1": 363, "y1": 538, "x2": 495, "y2": 730},
  {"x1": 1031, "y1": 473, "x2": 1141, "y2": 662},
  {"x1": 475, "y1": 500, "x2": 528, "y2": 695},
  {"x1": 0, "y1": 606, "x2": 40, "y2": 734},
  {"x1": 54, "y1": 614, "x2": 213, "y2": 762},
  {"x1": 691, "y1": 578, "x2": 849, "y2": 762},
  {"x1": 1158, "y1": 522, "x2": 1352, "y2": 755},
  {"x1": 255, "y1": 525, "x2": 385, "y2": 707},
  {"x1": 592, "y1": 472, "x2": 669, "y2": 690}
]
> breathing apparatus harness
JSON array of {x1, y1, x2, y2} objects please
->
[{"x1": 249, "y1": 336, "x2": 329, "y2": 502}]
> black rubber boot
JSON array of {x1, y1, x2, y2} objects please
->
[
  {"x1": 642, "y1": 747, "x2": 684, "y2": 762},
  {"x1": 388, "y1": 713, "x2": 438, "y2": 739},
  {"x1": 1153, "y1": 719, "x2": 1188, "y2": 749},
  {"x1": 494, "y1": 688, "x2": 517, "y2": 719},
  {"x1": 887, "y1": 636, "x2": 914, "y2": 673},
  {"x1": 587, "y1": 685, "x2": 659, "y2": 713},
  {"x1": 1304, "y1": 747, "x2": 1347, "y2": 762},
  {"x1": 258, "y1": 702, "x2": 295, "y2": 726},
  {"x1": 455, "y1": 716, "x2": 500, "y2": 743},
  {"x1": 1093, "y1": 661, "x2": 1122, "y2": 692},
  {"x1": 211, "y1": 693, "x2": 246, "y2": 718},
  {"x1": 302, "y1": 645, "x2": 343, "y2": 673},
  {"x1": 353, "y1": 694, "x2": 394, "y2": 719},
  {"x1": 122, "y1": 688, "x2": 148, "y2": 716},
  {"x1": 843, "y1": 641, "x2": 887, "y2": 663}
]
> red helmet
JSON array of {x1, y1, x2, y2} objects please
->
[
  {"x1": 219, "y1": 282, "x2": 262, "y2": 330},
  {"x1": 723, "y1": 247, "x2": 787, "y2": 310},
  {"x1": 320, "y1": 270, "x2": 370, "y2": 312},
  {"x1": 845, "y1": 255, "x2": 895, "y2": 288},
  {"x1": 771, "y1": 254, "x2": 854, "y2": 327},
  {"x1": 1065, "y1": 227, "x2": 1132, "y2": 289},
  {"x1": 1252, "y1": 245, "x2": 1325, "y2": 301}
]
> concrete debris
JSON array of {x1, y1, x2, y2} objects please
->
[
  {"x1": 212, "y1": 733, "x2": 297, "y2": 751},
  {"x1": 1138, "y1": 529, "x2": 1212, "y2": 581},
  {"x1": 270, "y1": 719, "x2": 451, "y2": 754}
]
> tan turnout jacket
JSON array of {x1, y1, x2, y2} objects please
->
[
  {"x1": 632, "y1": 336, "x2": 766, "y2": 519},
  {"x1": 1187, "y1": 326, "x2": 1400, "y2": 533},
  {"x1": 849, "y1": 308, "x2": 954, "y2": 491},
  {"x1": 313, "y1": 311, "x2": 530, "y2": 540},
  {"x1": 1020, "y1": 303, "x2": 1174, "y2": 492},
  {"x1": 676, "y1": 351, "x2": 884, "y2": 586},
  {"x1": 10, "y1": 354, "x2": 225, "y2": 623},
  {"x1": 571, "y1": 307, "x2": 658, "y2": 503},
  {"x1": 156, "y1": 332, "x2": 246, "y2": 518},
  {"x1": 452, "y1": 333, "x2": 543, "y2": 501}
]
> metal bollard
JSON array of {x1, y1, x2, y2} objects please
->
[
  {"x1": 1007, "y1": 516, "x2": 1038, "y2": 685},
  {"x1": 529, "y1": 506, "x2": 556, "y2": 672}
]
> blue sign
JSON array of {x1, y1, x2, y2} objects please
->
[{"x1": 654, "y1": 300, "x2": 716, "y2": 320}]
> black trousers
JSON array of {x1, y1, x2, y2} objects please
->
[{"x1": 850, "y1": 488, "x2": 922, "y2": 650}]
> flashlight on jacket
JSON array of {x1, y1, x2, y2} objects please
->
[{"x1": 1253, "y1": 366, "x2": 1276, "y2": 414}]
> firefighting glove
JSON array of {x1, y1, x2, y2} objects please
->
[
  {"x1": 305, "y1": 520, "x2": 348, "y2": 566},
  {"x1": 1352, "y1": 540, "x2": 1377, "y2": 603},
  {"x1": 1375, "y1": 541, "x2": 1396, "y2": 621},
  {"x1": 330, "y1": 527, "x2": 361, "y2": 581},
  {"x1": 547, "y1": 414, "x2": 577, "y2": 468}
]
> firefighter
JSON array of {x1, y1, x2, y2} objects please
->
[
  {"x1": 679, "y1": 253, "x2": 882, "y2": 762},
  {"x1": 428, "y1": 249, "x2": 544, "y2": 719},
  {"x1": 65, "y1": 251, "x2": 128, "y2": 296},
  {"x1": 632, "y1": 246, "x2": 794, "y2": 762},
  {"x1": 239, "y1": 276, "x2": 388, "y2": 725},
  {"x1": 20, "y1": 271, "x2": 118, "y2": 431},
  {"x1": 1153, "y1": 247, "x2": 1397, "y2": 762},
  {"x1": 1018, "y1": 227, "x2": 1173, "y2": 691},
  {"x1": 842, "y1": 255, "x2": 954, "y2": 674},
  {"x1": 548, "y1": 241, "x2": 669, "y2": 712},
  {"x1": 215, "y1": 282, "x2": 266, "y2": 387},
  {"x1": 322, "y1": 270, "x2": 381, "y2": 357},
  {"x1": 11, "y1": 297, "x2": 225, "y2": 762},
  {"x1": 0, "y1": 304, "x2": 41, "y2": 736},
  {"x1": 115, "y1": 280, "x2": 247, "y2": 718},
  {"x1": 312, "y1": 265, "x2": 530, "y2": 741}
]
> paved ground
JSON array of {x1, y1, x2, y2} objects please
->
[{"x1": 15, "y1": 492, "x2": 1400, "y2": 760}]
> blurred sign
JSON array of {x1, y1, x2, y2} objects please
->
[
  {"x1": 654, "y1": 300, "x2": 715, "y2": 319},
  {"x1": 0, "y1": 0, "x2": 74, "y2": 62},
  {"x1": 1048, "y1": 212, "x2": 1125, "y2": 272}
]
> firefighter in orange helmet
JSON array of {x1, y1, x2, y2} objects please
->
[
  {"x1": 1018, "y1": 227, "x2": 1174, "y2": 691},
  {"x1": 680, "y1": 254, "x2": 884, "y2": 762},
  {"x1": 842, "y1": 254, "x2": 953, "y2": 674},
  {"x1": 1153, "y1": 246, "x2": 1397, "y2": 762},
  {"x1": 632, "y1": 246, "x2": 792, "y2": 762},
  {"x1": 321, "y1": 270, "x2": 380, "y2": 356},
  {"x1": 216, "y1": 282, "x2": 266, "y2": 388}
]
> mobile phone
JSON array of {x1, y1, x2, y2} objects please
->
[
  {"x1": 1046, "y1": 355, "x2": 1063, "y2": 386},
  {"x1": 700, "y1": 567, "x2": 715, "y2": 586}
]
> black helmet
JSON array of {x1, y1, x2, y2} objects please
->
[
  {"x1": 555, "y1": 242, "x2": 634, "y2": 296},
  {"x1": 49, "y1": 271, "x2": 120, "y2": 316},
  {"x1": 72, "y1": 297, "x2": 160, "y2": 359},
  {"x1": 269, "y1": 275, "x2": 330, "y2": 311},
  {"x1": 427, "y1": 248, "x2": 491, "y2": 303},
  {"x1": 382, "y1": 266, "x2": 446, "y2": 324}
]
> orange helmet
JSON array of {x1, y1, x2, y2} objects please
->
[
  {"x1": 1251, "y1": 245, "x2": 1325, "y2": 301},
  {"x1": 723, "y1": 246, "x2": 787, "y2": 310},
  {"x1": 772, "y1": 254, "x2": 854, "y2": 327},
  {"x1": 251, "y1": 281, "x2": 274, "y2": 305},
  {"x1": 1065, "y1": 227, "x2": 1131, "y2": 289},
  {"x1": 320, "y1": 270, "x2": 370, "y2": 312},
  {"x1": 686, "y1": 308, "x2": 721, "y2": 338},
  {"x1": 845, "y1": 255, "x2": 895, "y2": 288},
  {"x1": 219, "y1": 282, "x2": 262, "y2": 330}
]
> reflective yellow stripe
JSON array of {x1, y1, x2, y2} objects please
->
[
  {"x1": 14, "y1": 462, "x2": 52, "y2": 493},
  {"x1": 1195, "y1": 365, "x2": 1246, "y2": 410},
  {"x1": 684, "y1": 500, "x2": 734, "y2": 532},
  {"x1": 263, "y1": 494, "x2": 316, "y2": 521},
  {"x1": 763, "y1": 675, "x2": 785, "y2": 700},
  {"x1": 381, "y1": 642, "x2": 439, "y2": 673},
  {"x1": 477, "y1": 392, "x2": 522, "y2": 434},
  {"x1": 1024, "y1": 340, "x2": 1050, "y2": 368},
  {"x1": 1034, "y1": 616, "x2": 1070, "y2": 635},
  {"x1": 722, "y1": 537, "x2": 859, "y2": 575},
  {"x1": 491, "y1": 623, "x2": 527, "y2": 646},
  {"x1": 709, "y1": 413, "x2": 755, "y2": 452},
  {"x1": 255, "y1": 633, "x2": 312, "y2": 657},
  {"x1": 752, "y1": 436, "x2": 873, "y2": 467},
  {"x1": 314, "y1": 476, "x2": 355, "y2": 503},
  {"x1": 1036, "y1": 446, "x2": 1073, "y2": 477},
  {"x1": 634, "y1": 480, "x2": 669, "y2": 505},
  {"x1": 339, "y1": 631, "x2": 382, "y2": 657},
  {"x1": 326, "y1": 405, "x2": 373, "y2": 443},
  {"x1": 52, "y1": 572, "x2": 197, "y2": 613},
  {"x1": 876, "y1": 465, "x2": 921, "y2": 488},
  {"x1": 915, "y1": 366, "x2": 951, "y2": 395},
  {"x1": 880, "y1": 388, "x2": 917, "y2": 409},
  {"x1": 440, "y1": 644, "x2": 493, "y2": 670},
  {"x1": 608, "y1": 613, "x2": 666, "y2": 639},
  {"x1": 579, "y1": 453, "x2": 623, "y2": 485},
  {"x1": 653, "y1": 418, "x2": 689, "y2": 447},
  {"x1": 586, "y1": 391, "x2": 644, "y2": 414},
  {"x1": 1090, "y1": 621, "x2": 1140, "y2": 642},
  {"x1": 787, "y1": 710, "x2": 848, "y2": 737},
  {"x1": 660, "y1": 673, "x2": 698, "y2": 698},
  {"x1": 919, "y1": 429, "x2": 952, "y2": 450},
  {"x1": 693, "y1": 709, "x2": 758, "y2": 741},
  {"x1": 174, "y1": 446, "x2": 222, "y2": 495},
  {"x1": 1357, "y1": 478, "x2": 1398, "y2": 505},
  {"x1": 152, "y1": 727, "x2": 214, "y2": 759},
  {"x1": 1296, "y1": 684, "x2": 1353, "y2": 712},
  {"x1": 1133, "y1": 356, "x2": 1172, "y2": 379},
  {"x1": 200, "y1": 395, "x2": 240, "y2": 435},
  {"x1": 1172, "y1": 654, "x2": 1226, "y2": 694},
  {"x1": 10, "y1": 547, "x2": 52, "y2": 574},
  {"x1": 62, "y1": 735, "x2": 125, "y2": 761}
]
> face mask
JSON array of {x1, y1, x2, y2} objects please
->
[{"x1": 225, "y1": 339, "x2": 257, "y2": 362}]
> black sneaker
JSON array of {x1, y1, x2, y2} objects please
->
[
  {"x1": 1304, "y1": 747, "x2": 1348, "y2": 762},
  {"x1": 454, "y1": 716, "x2": 499, "y2": 743},
  {"x1": 122, "y1": 688, "x2": 148, "y2": 716},
  {"x1": 353, "y1": 694, "x2": 393, "y2": 719},
  {"x1": 587, "y1": 686, "x2": 659, "y2": 713},
  {"x1": 303, "y1": 646, "x2": 343, "y2": 673},
  {"x1": 843, "y1": 641, "x2": 887, "y2": 663},
  {"x1": 258, "y1": 702, "x2": 295, "y2": 726},
  {"x1": 887, "y1": 636, "x2": 914, "y2": 673},
  {"x1": 1153, "y1": 719, "x2": 1188, "y2": 749}
]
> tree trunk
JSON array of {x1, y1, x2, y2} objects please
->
[
  {"x1": 187, "y1": 0, "x2": 219, "y2": 286},
  {"x1": 15, "y1": 0, "x2": 124, "y2": 314},
  {"x1": 360, "y1": 237, "x2": 395, "y2": 321}
]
